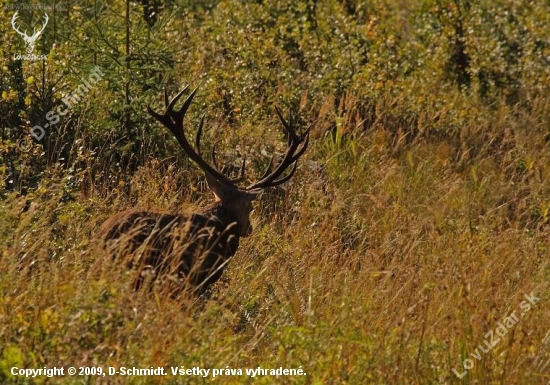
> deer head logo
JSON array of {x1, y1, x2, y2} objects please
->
[{"x1": 11, "y1": 12, "x2": 49, "y2": 54}]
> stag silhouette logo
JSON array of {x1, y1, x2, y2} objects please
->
[{"x1": 11, "y1": 11, "x2": 49, "y2": 54}]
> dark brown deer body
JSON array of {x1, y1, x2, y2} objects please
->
[
  {"x1": 97, "y1": 86, "x2": 309, "y2": 295},
  {"x1": 97, "y1": 205, "x2": 241, "y2": 294}
]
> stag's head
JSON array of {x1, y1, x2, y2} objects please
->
[
  {"x1": 147, "y1": 86, "x2": 310, "y2": 237},
  {"x1": 11, "y1": 12, "x2": 49, "y2": 54}
]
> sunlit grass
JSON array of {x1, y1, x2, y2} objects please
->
[{"x1": 1, "y1": 103, "x2": 549, "y2": 383}]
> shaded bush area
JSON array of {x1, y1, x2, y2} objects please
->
[{"x1": 1, "y1": 0, "x2": 550, "y2": 383}]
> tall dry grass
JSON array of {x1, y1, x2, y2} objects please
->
[{"x1": 1, "y1": 88, "x2": 549, "y2": 384}]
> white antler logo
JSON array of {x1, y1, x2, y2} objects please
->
[{"x1": 11, "y1": 11, "x2": 49, "y2": 54}]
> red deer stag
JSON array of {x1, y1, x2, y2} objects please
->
[{"x1": 96, "y1": 86, "x2": 309, "y2": 295}]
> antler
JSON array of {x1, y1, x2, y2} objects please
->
[
  {"x1": 148, "y1": 86, "x2": 309, "y2": 192},
  {"x1": 245, "y1": 107, "x2": 310, "y2": 192},
  {"x1": 32, "y1": 13, "x2": 49, "y2": 39},
  {"x1": 11, "y1": 12, "x2": 48, "y2": 39},
  {"x1": 11, "y1": 12, "x2": 27, "y2": 38},
  {"x1": 147, "y1": 86, "x2": 244, "y2": 187}
]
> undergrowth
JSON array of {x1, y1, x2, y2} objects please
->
[{"x1": 1, "y1": 0, "x2": 550, "y2": 383}]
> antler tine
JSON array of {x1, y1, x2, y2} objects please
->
[
  {"x1": 247, "y1": 145, "x2": 305, "y2": 190},
  {"x1": 279, "y1": 107, "x2": 312, "y2": 144},
  {"x1": 227, "y1": 157, "x2": 246, "y2": 183},
  {"x1": 247, "y1": 159, "x2": 299, "y2": 195},
  {"x1": 148, "y1": 86, "x2": 237, "y2": 187},
  {"x1": 233, "y1": 157, "x2": 247, "y2": 183},
  {"x1": 163, "y1": 88, "x2": 169, "y2": 107},
  {"x1": 195, "y1": 113, "x2": 206, "y2": 155},
  {"x1": 210, "y1": 142, "x2": 220, "y2": 170},
  {"x1": 147, "y1": 86, "x2": 192, "y2": 127},
  {"x1": 258, "y1": 157, "x2": 274, "y2": 180},
  {"x1": 246, "y1": 107, "x2": 309, "y2": 191},
  {"x1": 11, "y1": 12, "x2": 26, "y2": 36},
  {"x1": 210, "y1": 143, "x2": 247, "y2": 183},
  {"x1": 267, "y1": 160, "x2": 298, "y2": 186},
  {"x1": 169, "y1": 86, "x2": 196, "y2": 117},
  {"x1": 292, "y1": 128, "x2": 310, "y2": 160},
  {"x1": 274, "y1": 106, "x2": 299, "y2": 144}
]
